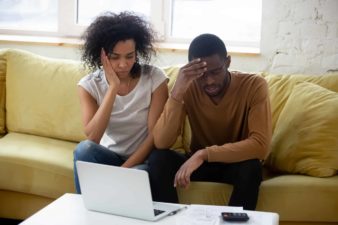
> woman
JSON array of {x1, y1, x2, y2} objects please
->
[{"x1": 73, "y1": 11, "x2": 168, "y2": 193}]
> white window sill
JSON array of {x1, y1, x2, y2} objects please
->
[{"x1": 0, "y1": 34, "x2": 260, "y2": 56}]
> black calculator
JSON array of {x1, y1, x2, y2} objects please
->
[{"x1": 221, "y1": 212, "x2": 249, "y2": 222}]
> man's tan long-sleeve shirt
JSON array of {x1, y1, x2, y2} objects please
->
[{"x1": 153, "y1": 72, "x2": 272, "y2": 163}]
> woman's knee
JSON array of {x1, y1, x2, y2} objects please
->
[{"x1": 73, "y1": 140, "x2": 98, "y2": 161}]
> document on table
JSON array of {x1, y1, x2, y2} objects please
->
[{"x1": 175, "y1": 204, "x2": 243, "y2": 225}]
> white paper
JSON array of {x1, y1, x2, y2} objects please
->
[{"x1": 176, "y1": 204, "x2": 243, "y2": 225}]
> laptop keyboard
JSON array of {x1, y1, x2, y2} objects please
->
[{"x1": 154, "y1": 209, "x2": 165, "y2": 216}]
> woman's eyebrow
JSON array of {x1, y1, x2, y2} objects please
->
[{"x1": 111, "y1": 51, "x2": 135, "y2": 56}]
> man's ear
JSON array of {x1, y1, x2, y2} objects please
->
[{"x1": 225, "y1": 55, "x2": 231, "y2": 68}]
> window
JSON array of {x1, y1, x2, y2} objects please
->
[
  {"x1": 77, "y1": 0, "x2": 151, "y2": 25},
  {"x1": 0, "y1": 0, "x2": 57, "y2": 33},
  {"x1": 170, "y1": 0, "x2": 262, "y2": 48},
  {"x1": 0, "y1": 0, "x2": 262, "y2": 50}
]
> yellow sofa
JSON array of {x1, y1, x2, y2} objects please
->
[{"x1": 0, "y1": 49, "x2": 337, "y2": 225}]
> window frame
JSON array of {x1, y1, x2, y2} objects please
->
[
  {"x1": 58, "y1": 0, "x2": 165, "y2": 38},
  {"x1": 0, "y1": 0, "x2": 261, "y2": 51}
]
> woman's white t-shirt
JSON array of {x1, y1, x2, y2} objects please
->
[{"x1": 78, "y1": 65, "x2": 167, "y2": 158}]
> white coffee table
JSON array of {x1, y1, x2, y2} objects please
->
[{"x1": 20, "y1": 193, "x2": 279, "y2": 225}]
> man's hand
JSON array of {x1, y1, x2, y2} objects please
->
[
  {"x1": 171, "y1": 59, "x2": 207, "y2": 102},
  {"x1": 174, "y1": 149, "x2": 208, "y2": 189},
  {"x1": 101, "y1": 48, "x2": 120, "y2": 90}
]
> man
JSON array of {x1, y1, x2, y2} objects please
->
[{"x1": 148, "y1": 33, "x2": 272, "y2": 210}]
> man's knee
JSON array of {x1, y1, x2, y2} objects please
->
[
  {"x1": 149, "y1": 148, "x2": 178, "y2": 162},
  {"x1": 237, "y1": 159, "x2": 263, "y2": 183},
  {"x1": 148, "y1": 149, "x2": 173, "y2": 168},
  {"x1": 148, "y1": 149, "x2": 183, "y2": 176}
]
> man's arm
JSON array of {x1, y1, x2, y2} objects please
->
[
  {"x1": 207, "y1": 78, "x2": 272, "y2": 163},
  {"x1": 153, "y1": 59, "x2": 207, "y2": 149},
  {"x1": 173, "y1": 93, "x2": 271, "y2": 188},
  {"x1": 153, "y1": 97, "x2": 186, "y2": 149}
]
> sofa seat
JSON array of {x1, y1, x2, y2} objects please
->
[
  {"x1": 0, "y1": 132, "x2": 76, "y2": 199},
  {"x1": 177, "y1": 175, "x2": 338, "y2": 222},
  {"x1": 257, "y1": 175, "x2": 338, "y2": 222},
  {"x1": 0, "y1": 190, "x2": 53, "y2": 219}
]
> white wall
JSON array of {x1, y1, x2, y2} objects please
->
[
  {"x1": 261, "y1": 0, "x2": 338, "y2": 74},
  {"x1": 1, "y1": 0, "x2": 337, "y2": 75}
]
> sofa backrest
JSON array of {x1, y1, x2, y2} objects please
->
[
  {"x1": 265, "y1": 73, "x2": 338, "y2": 132},
  {"x1": 264, "y1": 74, "x2": 338, "y2": 177},
  {"x1": 0, "y1": 49, "x2": 88, "y2": 142}
]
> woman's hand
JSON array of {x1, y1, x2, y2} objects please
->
[{"x1": 101, "y1": 48, "x2": 120, "y2": 90}]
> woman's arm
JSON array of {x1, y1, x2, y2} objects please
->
[
  {"x1": 79, "y1": 50, "x2": 120, "y2": 143},
  {"x1": 122, "y1": 81, "x2": 168, "y2": 167},
  {"x1": 78, "y1": 85, "x2": 118, "y2": 143}
]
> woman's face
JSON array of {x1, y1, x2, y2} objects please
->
[{"x1": 107, "y1": 39, "x2": 136, "y2": 79}]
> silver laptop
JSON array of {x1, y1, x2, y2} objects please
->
[{"x1": 76, "y1": 161, "x2": 184, "y2": 221}]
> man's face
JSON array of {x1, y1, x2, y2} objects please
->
[{"x1": 196, "y1": 54, "x2": 230, "y2": 97}]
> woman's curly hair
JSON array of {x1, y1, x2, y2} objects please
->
[{"x1": 81, "y1": 11, "x2": 157, "y2": 76}]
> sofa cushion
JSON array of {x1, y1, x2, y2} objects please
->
[
  {"x1": 177, "y1": 175, "x2": 338, "y2": 222},
  {"x1": 266, "y1": 82, "x2": 338, "y2": 177},
  {"x1": 177, "y1": 181, "x2": 232, "y2": 205},
  {"x1": 257, "y1": 175, "x2": 338, "y2": 222},
  {"x1": 0, "y1": 190, "x2": 53, "y2": 220},
  {"x1": 0, "y1": 132, "x2": 76, "y2": 198},
  {"x1": 5, "y1": 49, "x2": 87, "y2": 142},
  {"x1": 265, "y1": 72, "x2": 338, "y2": 132}
]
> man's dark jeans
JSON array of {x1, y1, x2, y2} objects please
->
[{"x1": 147, "y1": 149, "x2": 262, "y2": 210}]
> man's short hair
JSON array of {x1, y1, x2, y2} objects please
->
[{"x1": 188, "y1": 33, "x2": 227, "y2": 61}]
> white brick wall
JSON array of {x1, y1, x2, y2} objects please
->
[
  {"x1": 151, "y1": 0, "x2": 338, "y2": 75},
  {"x1": 266, "y1": 0, "x2": 338, "y2": 74}
]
